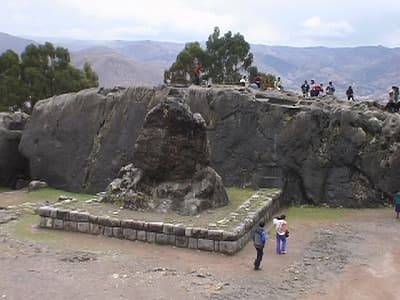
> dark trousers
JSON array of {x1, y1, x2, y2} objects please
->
[{"x1": 254, "y1": 247, "x2": 264, "y2": 269}]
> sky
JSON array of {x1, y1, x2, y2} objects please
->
[{"x1": 2, "y1": 0, "x2": 400, "y2": 47}]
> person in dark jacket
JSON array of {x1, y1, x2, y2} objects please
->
[
  {"x1": 253, "y1": 221, "x2": 268, "y2": 270},
  {"x1": 346, "y1": 86, "x2": 354, "y2": 101}
]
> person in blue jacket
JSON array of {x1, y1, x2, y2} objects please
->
[
  {"x1": 395, "y1": 191, "x2": 400, "y2": 219},
  {"x1": 253, "y1": 221, "x2": 268, "y2": 270}
]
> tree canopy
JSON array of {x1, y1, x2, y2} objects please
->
[
  {"x1": 165, "y1": 27, "x2": 256, "y2": 85},
  {"x1": 0, "y1": 42, "x2": 98, "y2": 112}
]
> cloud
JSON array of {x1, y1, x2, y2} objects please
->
[
  {"x1": 380, "y1": 27, "x2": 400, "y2": 47},
  {"x1": 302, "y1": 16, "x2": 355, "y2": 38}
]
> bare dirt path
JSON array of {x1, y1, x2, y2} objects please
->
[{"x1": 0, "y1": 191, "x2": 399, "y2": 300}]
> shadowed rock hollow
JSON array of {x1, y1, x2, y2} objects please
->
[
  {"x1": 0, "y1": 112, "x2": 30, "y2": 187},
  {"x1": 102, "y1": 97, "x2": 229, "y2": 215}
]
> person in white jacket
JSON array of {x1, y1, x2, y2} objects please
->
[{"x1": 273, "y1": 214, "x2": 288, "y2": 254}]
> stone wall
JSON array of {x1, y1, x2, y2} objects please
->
[{"x1": 38, "y1": 191, "x2": 281, "y2": 254}]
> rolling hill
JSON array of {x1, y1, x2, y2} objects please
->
[{"x1": 1, "y1": 32, "x2": 400, "y2": 99}]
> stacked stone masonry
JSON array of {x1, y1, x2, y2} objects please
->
[{"x1": 38, "y1": 192, "x2": 281, "y2": 254}]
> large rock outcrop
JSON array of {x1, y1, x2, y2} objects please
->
[
  {"x1": 0, "y1": 112, "x2": 30, "y2": 187},
  {"x1": 278, "y1": 100, "x2": 400, "y2": 207},
  {"x1": 19, "y1": 87, "x2": 166, "y2": 192},
  {"x1": 19, "y1": 85, "x2": 400, "y2": 207},
  {"x1": 102, "y1": 98, "x2": 229, "y2": 215}
]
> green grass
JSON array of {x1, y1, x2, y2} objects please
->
[
  {"x1": 285, "y1": 205, "x2": 355, "y2": 221},
  {"x1": 12, "y1": 214, "x2": 64, "y2": 242},
  {"x1": 0, "y1": 187, "x2": 95, "y2": 207},
  {"x1": 24, "y1": 188, "x2": 94, "y2": 202},
  {"x1": 0, "y1": 186, "x2": 12, "y2": 192}
]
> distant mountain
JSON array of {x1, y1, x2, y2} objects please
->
[
  {"x1": 1, "y1": 32, "x2": 399, "y2": 99},
  {"x1": 0, "y1": 32, "x2": 35, "y2": 54},
  {"x1": 70, "y1": 47, "x2": 169, "y2": 87},
  {"x1": 251, "y1": 45, "x2": 400, "y2": 100}
]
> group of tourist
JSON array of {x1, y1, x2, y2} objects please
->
[
  {"x1": 300, "y1": 79, "x2": 354, "y2": 100},
  {"x1": 253, "y1": 214, "x2": 289, "y2": 270}
]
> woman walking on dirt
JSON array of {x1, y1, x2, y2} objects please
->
[
  {"x1": 395, "y1": 191, "x2": 400, "y2": 219},
  {"x1": 273, "y1": 215, "x2": 289, "y2": 254}
]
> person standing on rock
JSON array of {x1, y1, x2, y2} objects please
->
[
  {"x1": 273, "y1": 215, "x2": 289, "y2": 254},
  {"x1": 253, "y1": 221, "x2": 268, "y2": 270},
  {"x1": 346, "y1": 86, "x2": 354, "y2": 101},
  {"x1": 326, "y1": 81, "x2": 335, "y2": 96},
  {"x1": 394, "y1": 191, "x2": 400, "y2": 219}
]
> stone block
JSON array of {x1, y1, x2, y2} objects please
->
[
  {"x1": 121, "y1": 219, "x2": 134, "y2": 228},
  {"x1": 97, "y1": 216, "x2": 112, "y2": 226},
  {"x1": 112, "y1": 227, "x2": 123, "y2": 238},
  {"x1": 137, "y1": 230, "x2": 146, "y2": 241},
  {"x1": 88, "y1": 214, "x2": 98, "y2": 223},
  {"x1": 103, "y1": 226, "x2": 113, "y2": 237},
  {"x1": 56, "y1": 209, "x2": 70, "y2": 220},
  {"x1": 219, "y1": 241, "x2": 239, "y2": 255},
  {"x1": 155, "y1": 233, "x2": 169, "y2": 245},
  {"x1": 191, "y1": 227, "x2": 208, "y2": 238},
  {"x1": 53, "y1": 219, "x2": 64, "y2": 229},
  {"x1": 214, "y1": 241, "x2": 220, "y2": 252},
  {"x1": 173, "y1": 224, "x2": 186, "y2": 236},
  {"x1": 185, "y1": 227, "x2": 193, "y2": 237},
  {"x1": 197, "y1": 239, "x2": 214, "y2": 251},
  {"x1": 207, "y1": 230, "x2": 223, "y2": 240},
  {"x1": 77, "y1": 222, "x2": 90, "y2": 233},
  {"x1": 50, "y1": 208, "x2": 57, "y2": 218},
  {"x1": 131, "y1": 220, "x2": 146, "y2": 230},
  {"x1": 109, "y1": 218, "x2": 121, "y2": 227},
  {"x1": 147, "y1": 222, "x2": 164, "y2": 233},
  {"x1": 162, "y1": 223, "x2": 174, "y2": 234},
  {"x1": 76, "y1": 212, "x2": 90, "y2": 222},
  {"x1": 68, "y1": 211, "x2": 79, "y2": 221},
  {"x1": 222, "y1": 231, "x2": 238, "y2": 241},
  {"x1": 64, "y1": 221, "x2": 77, "y2": 231},
  {"x1": 38, "y1": 206, "x2": 51, "y2": 217},
  {"x1": 90, "y1": 223, "x2": 104, "y2": 235},
  {"x1": 188, "y1": 237, "x2": 198, "y2": 249},
  {"x1": 146, "y1": 231, "x2": 156, "y2": 243},
  {"x1": 175, "y1": 236, "x2": 188, "y2": 248},
  {"x1": 122, "y1": 228, "x2": 137, "y2": 240},
  {"x1": 39, "y1": 217, "x2": 53, "y2": 228}
]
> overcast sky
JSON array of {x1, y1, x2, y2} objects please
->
[{"x1": 2, "y1": 0, "x2": 400, "y2": 47}]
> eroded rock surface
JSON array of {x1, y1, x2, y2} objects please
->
[
  {"x1": 19, "y1": 85, "x2": 400, "y2": 207},
  {"x1": 102, "y1": 98, "x2": 228, "y2": 215}
]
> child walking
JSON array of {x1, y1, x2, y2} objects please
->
[{"x1": 253, "y1": 221, "x2": 268, "y2": 270}]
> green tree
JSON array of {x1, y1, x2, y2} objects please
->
[
  {"x1": 164, "y1": 42, "x2": 208, "y2": 84},
  {"x1": 166, "y1": 27, "x2": 254, "y2": 85},
  {"x1": 19, "y1": 42, "x2": 98, "y2": 107},
  {"x1": 206, "y1": 27, "x2": 253, "y2": 84},
  {"x1": 0, "y1": 50, "x2": 25, "y2": 110}
]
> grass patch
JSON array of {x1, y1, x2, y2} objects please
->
[
  {"x1": 0, "y1": 187, "x2": 95, "y2": 207},
  {"x1": 285, "y1": 205, "x2": 355, "y2": 221},
  {"x1": 0, "y1": 186, "x2": 12, "y2": 192},
  {"x1": 24, "y1": 188, "x2": 94, "y2": 202},
  {"x1": 12, "y1": 214, "x2": 64, "y2": 242}
]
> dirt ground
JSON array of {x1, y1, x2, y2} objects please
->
[{"x1": 0, "y1": 191, "x2": 399, "y2": 300}]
